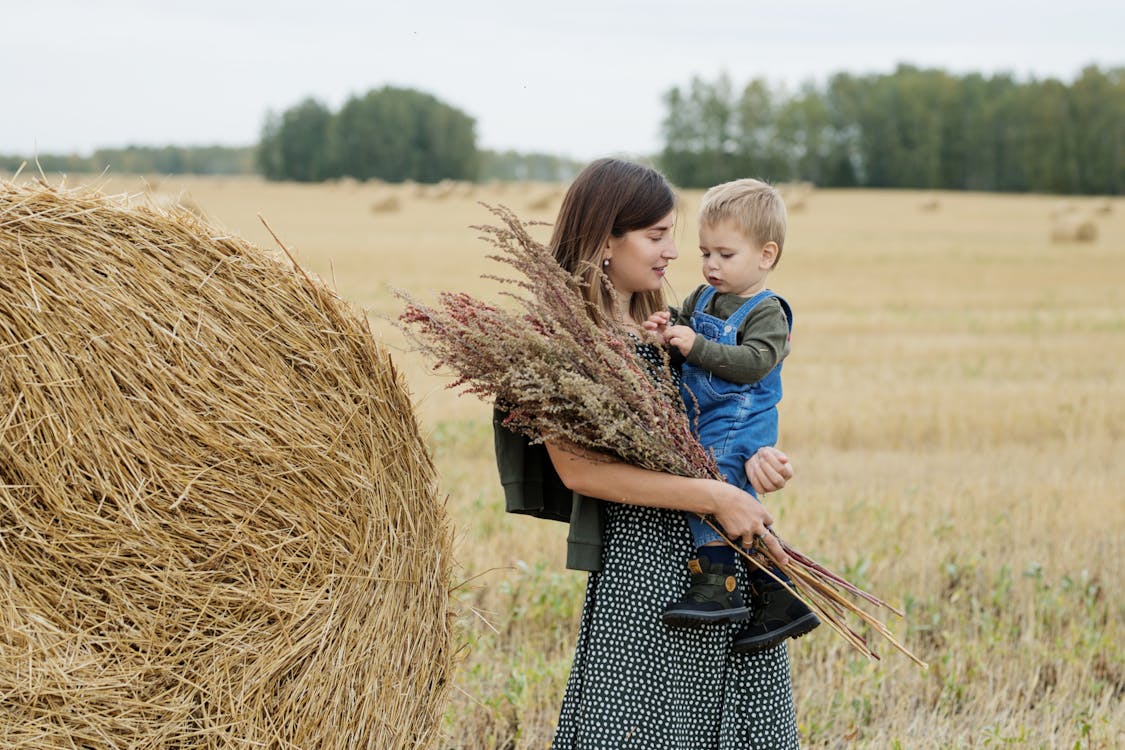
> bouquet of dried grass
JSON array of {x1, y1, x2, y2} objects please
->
[{"x1": 399, "y1": 205, "x2": 925, "y2": 668}]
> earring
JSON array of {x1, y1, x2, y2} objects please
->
[{"x1": 603, "y1": 258, "x2": 610, "y2": 268}]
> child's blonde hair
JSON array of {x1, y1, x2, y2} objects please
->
[{"x1": 699, "y1": 178, "x2": 787, "y2": 267}]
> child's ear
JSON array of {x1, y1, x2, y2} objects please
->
[{"x1": 761, "y1": 242, "x2": 780, "y2": 268}]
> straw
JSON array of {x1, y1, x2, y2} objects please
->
[{"x1": 0, "y1": 180, "x2": 454, "y2": 748}]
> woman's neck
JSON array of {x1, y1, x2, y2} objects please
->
[{"x1": 612, "y1": 293, "x2": 635, "y2": 327}]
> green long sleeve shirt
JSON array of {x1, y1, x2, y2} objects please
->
[{"x1": 670, "y1": 286, "x2": 791, "y2": 385}]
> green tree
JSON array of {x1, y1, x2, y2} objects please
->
[
  {"x1": 263, "y1": 98, "x2": 334, "y2": 182},
  {"x1": 1069, "y1": 66, "x2": 1125, "y2": 194},
  {"x1": 324, "y1": 86, "x2": 477, "y2": 183},
  {"x1": 659, "y1": 65, "x2": 1124, "y2": 194},
  {"x1": 733, "y1": 78, "x2": 786, "y2": 181}
]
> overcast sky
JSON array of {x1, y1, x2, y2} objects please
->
[{"x1": 7, "y1": 1, "x2": 1122, "y2": 160}]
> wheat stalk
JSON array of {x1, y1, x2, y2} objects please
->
[{"x1": 398, "y1": 203, "x2": 926, "y2": 668}]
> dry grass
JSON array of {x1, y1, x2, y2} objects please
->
[
  {"x1": 0, "y1": 181, "x2": 453, "y2": 748},
  {"x1": 12, "y1": 175, "x2": 1123, "y2": 748}
]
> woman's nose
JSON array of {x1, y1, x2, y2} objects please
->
[{"x1": 663, "y1": 238, "x2": 678, "y2": 259}]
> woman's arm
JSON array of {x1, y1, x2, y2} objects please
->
[{"x1": 546, "y1": 440, "x2": 788, "y2": 564}]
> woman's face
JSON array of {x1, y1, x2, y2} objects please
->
[{"x1": 604, "y1": 210, "x2": 678, "y2": 295}]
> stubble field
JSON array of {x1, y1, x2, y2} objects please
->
[{"x1": 21, "y1": 172, "x2": 1124, "y2": 748}]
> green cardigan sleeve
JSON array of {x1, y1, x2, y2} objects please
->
[{"x1": 492, "y1": 408, "x2": 605, "y2": 571}]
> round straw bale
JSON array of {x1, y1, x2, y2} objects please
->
[
  {"x1": 526, "y1": 191, "x2": 557, "y2": 211},
  {"x1": 424, "y1": 180, "x2": 457, "y2": 200},
  {"x1": 131, "y1": 190, "x2": 208, "y2": 220},
  {"x1": 0, "y1": 181, "x2": 453, "y2": 748},
  {"x1": 370, "y1": 193, "x2": 402, "y2": 213},
  {"x1": 919, "y1": 193, "x2": 940, "y2": 211},
  {"x1": 1050, "y1": 200, "x2": 1078, "y2": 219},
  {"x1": 777, "y1": 182, "x2": 811, "y2": 212},
  {"x1": 1049, "y1": 214, "x2": 1098, "y2": 243}
]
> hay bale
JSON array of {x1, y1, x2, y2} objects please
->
[
  {"x1": 526, "y1": 191, "x2": 557, "y2": 211},
  {"x1": 424, "y1": 180, "x2": 457, "y2": 200},
  {"x1": 132, "y1": 190, "x2": 208, "y2": 220},
  {"x1": 332, "y1": 176, "x2": 361, "y2": 190},
  {"x1": 777, "y1": 181, "x2": 812, "y2": 212},
  {"x1": 919, "y1": 194, "x2": 941, "y2": 211},
  {"x1": 1094, "y1": 198, "x2": 1113, "y2": 216},
  {"x1": 1050, "y1": 200, "x2": 1078, "y2": 219},
  {"x1": 1050, "y1": 214, "x2": 1098, "y2": 242},
  {"x1": 0, "y1": 181, "x2": 453, "y2": 748},
  {"x1": 370, "y1": 193, "x2": 402, "y2": 213}
]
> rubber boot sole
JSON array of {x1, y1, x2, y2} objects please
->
[
  {"x1": 662, "y1": 605, "x2": 753, "y2": 629},
  {"x1": 731, "y1": 612, "x2": 821, "y2": 653}
]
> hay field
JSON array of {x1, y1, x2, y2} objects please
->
[{"x1": 16, "y1": 173, "x2": 1123, "y2": 748}]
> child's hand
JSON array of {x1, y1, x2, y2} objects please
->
[{"x1": 663, "y1": 325, "x2": 696, "y2": 357}]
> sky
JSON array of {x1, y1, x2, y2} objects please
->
[{"x1": 6, "y1": 0, "x2": 1123, "y2": 160}]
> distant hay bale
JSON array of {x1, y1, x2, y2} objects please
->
[
  {"x1": 1050, "y1": 214, "x2": 1098, "y2": 243},
  {"x1": 1050, "y1": 200, "x2": 1079, "y2": 219},
  {"x1": 526, "y1": 191, "x2": 558, "y2": 211},
  {"x1": 370, "y1": 193, "x2": 402, "y2": 213},
  {"x1": 132, "y1": 190, "x2": 208, "y2": 220},
  {"x1": 0, "y1": 181, "x2": 453, "y2": 748},
  {"x1": 424, "y1": 180, "x2": 457, "y2": 200},
  {"x1": 778, "y1": 181, "x2": 813, "y2": 212},
  {"x1": 919, "y1": 194, "x2": 941, "y2": 211},
  {"x1": 1093, "y1": 198, "x2": 1113, "y2": 216}
]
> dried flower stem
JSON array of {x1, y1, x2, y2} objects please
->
[{"x1": 398, "y1": 204, "x2": 926, "y2": 668}]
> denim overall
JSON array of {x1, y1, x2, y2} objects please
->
[{"x1": 682, "y1": 287, "x2": 793, "y2": 547}]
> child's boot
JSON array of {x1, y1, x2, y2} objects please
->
[
  {"x1": 662, "y1": 555, "x2": 752, "y2": 628},
  {"x1": 732, "y1": 573, "x2": 820, "y2": 652}
]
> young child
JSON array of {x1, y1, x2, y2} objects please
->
[{"x1": 647, "y1": 178, "x2": 820, "y2": 653}]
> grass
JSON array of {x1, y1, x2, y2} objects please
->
[{"x1": 22, "y1": 173, "x2": 1124, "y2": 748}]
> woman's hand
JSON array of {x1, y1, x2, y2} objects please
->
[
  {"x1": 642, "y1": 309, "x2": 671, "y2": 334},
  {"x1": 711, "y1": 483, "x2": 788, "y2": 565},
  {"x1": 745, "y1": 446, "x2": 793, "y2": 495}
]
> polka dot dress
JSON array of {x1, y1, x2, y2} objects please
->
[{"x1": 551, "y1": 344, "x2": 799, "y2": 749}]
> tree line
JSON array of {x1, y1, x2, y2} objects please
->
[
  {"x1": 255, "y1": 88, "x2": 585, "y2": 183},
  {"x1": 6, "y1": 69, "x2": 1120, "y2": 194},
  {"x1": 256, "y1": 87, "x2": 478, "y2": 183},
  {"x1": 659, "y1": 64, "x2": 1123, "y2": 195},
  {"x1": 0, "y1": 145, "x2": 256, "y2": 176},
  {"x1": 0, "y1": 142, "x2": 582, "y2": 184}
]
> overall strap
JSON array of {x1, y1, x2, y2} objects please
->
[
  {"x1": 724, "y1": 289, "x2": 781, "y2": 331},
  {"x1": 691, "y1": 285, "x2": 718, "y2": 315},
  {"x1": 775, "y1": 295, "x2": 794, "y2": 331}
]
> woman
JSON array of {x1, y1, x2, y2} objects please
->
[{"x1": 497, "y1": 158, "x2": 799, "y2": 749}]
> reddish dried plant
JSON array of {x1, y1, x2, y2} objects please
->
[{"x1": 398, "y1": 204, "x2": 926, "y2": 668}]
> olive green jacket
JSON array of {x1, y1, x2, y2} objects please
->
[{"x1": 492, "y1": 408, "x2": 604, "y2": 571}]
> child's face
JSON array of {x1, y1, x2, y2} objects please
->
[{"x1": 698, "y1": 220, "x2": 777, "y2": 297}]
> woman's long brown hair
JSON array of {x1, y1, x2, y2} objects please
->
[{"x1": 549, "y1": 158, "x2": 676, "y2": 327}]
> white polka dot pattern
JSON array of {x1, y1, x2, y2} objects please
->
[
  {"x1": 552, "y1": 346, "x2": 799, "y2": 749},
  {"x1": 552, "y1": 503, "x2": 799, "y2": 749}
]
